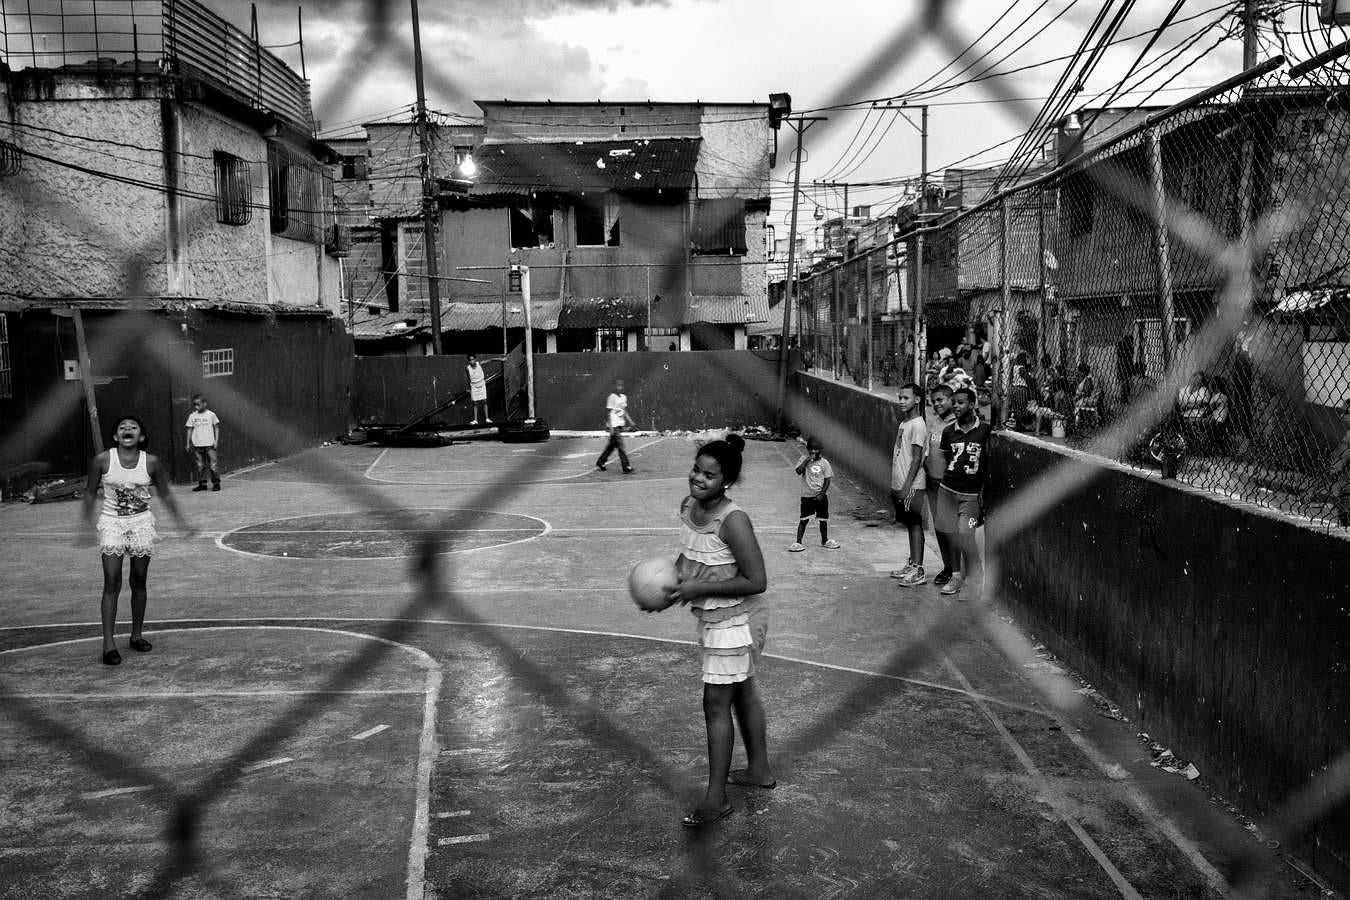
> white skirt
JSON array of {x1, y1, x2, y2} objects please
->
[{"x1": 96, "y1": 511, "x2": 158, "y2": 557}]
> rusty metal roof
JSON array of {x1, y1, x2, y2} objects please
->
[
  {"x1": 684, "y1": 294, "x2": 770, "y2": 325},
  {"x1": 470, "y1": 139, "x2": 700, "y2": 194}
]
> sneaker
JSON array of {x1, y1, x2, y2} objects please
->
[
  {"x1": 789, "y1": 542, "x2": 806, "y2": 552},
  {"x1": 469, "y1": 420, "x2": 479, "y2": 425},
  {"x1": 192, "y1": 484, "x2": 207, "y2": 492},
  {"x1": 596, "y1": 461, "x2": 607, "y2": 471},
  {"x1": 898, "y1": 566, "x2": 927, "y2": 586},
  {"x1": 622, "y1": 467, "x2": 635, "y2": 474},
  {"x1": 211, "y1": 483, "x2": 220, "y2": 492},
  {"x1": 822, "y1": 539, "x2": 840, "y2": 549},
  {"x1": 889, "y1": 562, "x2": 916, "y2": 579},
  {"x1": 932, "y1": 568, "x2": 953, "y2": 586},
  {"x1": 485, "y1": 417, "x2": 493, "y2": 423},
  {"x1": 939, "y1": 573, "x2": 965, "y2": 596}
]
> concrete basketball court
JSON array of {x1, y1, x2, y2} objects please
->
[{"x1": 0, "y1": 434, "x2": 1325, "y2": 898}]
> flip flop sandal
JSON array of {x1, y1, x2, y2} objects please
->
[
  {"x1": 727, "y1": 769, "x2": 776, "y2": 789},
  {"x1": 681, "y1": 806, "x2": 733, "y2": 828}
]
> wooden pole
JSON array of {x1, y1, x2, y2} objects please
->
[{"x1": 71, "y1": 309, "x2": 104, "y2": 454}]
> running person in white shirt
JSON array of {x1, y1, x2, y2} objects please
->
[{"x1": 596, "y1": 379, "x2": 635, "y2": 474}]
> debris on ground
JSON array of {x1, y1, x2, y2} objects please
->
[
  {"x1": 24, "y1": 475, "x2": 85, "y2": 503},
  {"x1": 1137, "y1": 732, "x2": 1201, "y2": 780}
]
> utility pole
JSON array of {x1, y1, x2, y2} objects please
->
[
  {"x1": 411, "y1": 0, "x2": 443, "y2": 354},
  {"x1": 1243, "y1": 0, "x2": 1258, "y2": 69},
  {"x1": 774, "y1": 115, "x2": 826, "y2": 434}
]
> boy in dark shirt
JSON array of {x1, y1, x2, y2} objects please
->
[{"x1": 937, "y1": 387, "x2": 991, "y2": 599}]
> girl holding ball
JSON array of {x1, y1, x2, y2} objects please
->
[{"x1": 670, "y1": 434, "x2": 774, "y2": 827}]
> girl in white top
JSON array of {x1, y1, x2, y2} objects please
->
[
  {"x1": 667, "y1": 433, "x2": 773, "y2": 828},
  {"x1": 82, "y1": 415, "x2": 191, "y2": 666}
]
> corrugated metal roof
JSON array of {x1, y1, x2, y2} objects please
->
[
  {"x1": 471, "y1": 139, "x2": 700, "y2": 194},
  {"x1": 351, "y1": 310, "x2": 429, "y2": 340},
  {"x1": 684, "y1": 294, "x2": 770, "y2": 325},
  {"x1": 559, "y1": 296, "x2": 647, "y2": 328},
  {"x1": 442, "y1": 299, "x2": 563, "y2": 331}
]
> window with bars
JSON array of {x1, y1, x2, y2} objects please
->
[
  {"x1": 596, "y1": 327, "x2": 625, "y2": 352},
  {"x1": 202, "y1": 348, "x2": 234, "y2": 378},
  {"x1": 268, "y1": 141, "x2": 331, "y2": 244},
  {"x1": 214, "y1": 151, "x2": 251, "y2": 226},
  {"x1": 0, "y1": 314, "x2": 11, "y2": 399},
  {"x1": 691, "y1": 198, "x2": 747, "y2": 254}
]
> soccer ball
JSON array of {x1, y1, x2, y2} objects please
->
[{"x1": 627, "y1": 556, "x2": 679, "y2": 611}]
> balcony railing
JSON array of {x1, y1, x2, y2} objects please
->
[{"x1": 0, "y1": 0, "x2": 314, "y2": 132}]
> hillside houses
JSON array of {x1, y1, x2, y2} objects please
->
[{"x1": 333, "y1": 101, "x2": 774, "y2": 356}]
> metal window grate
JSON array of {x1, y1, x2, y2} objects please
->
[
  {"x1": 201, "y1": 348, "x2": 234, "y2": 378},
  {"x1": 213, "y1": 151, "x2": 252, "y2": 226},
  {"x1": 0, "y1": 140, "x2": 21, "y2": 178},
  {"x1": 0, "y1": 314, "x2": 11, "y2": 399}
]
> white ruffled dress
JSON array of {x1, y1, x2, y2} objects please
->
[{"x1": 677, "y1": 496, "x2": 767, "y2": 684}]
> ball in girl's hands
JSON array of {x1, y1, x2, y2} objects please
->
[{"x1": 628, "y1": 556, "x2": 678, "y2": 611}]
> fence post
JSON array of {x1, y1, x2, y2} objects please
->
[
  {"x1": 1036, "y1": 188, "x2": 1047, "y2": 371},
  {"x1": 832, "y1": 269, "x2": 841, "y2": 379},
  {"x1": 865, "y1": 251, "x2": 873, "y2": 391},
  {"x1": 1148, "y1": 125, "x2": 1178, "y2": 369},
  {"x1": 999, "y1": 196, "x2": 1011, "y2": 421},
  {"x1": 913, "y1": 232, "x2": 925, "y2": 385}
]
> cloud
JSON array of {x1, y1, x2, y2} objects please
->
[{"x1": 201, "y1": 0, "x2": 629, "y2": 127}]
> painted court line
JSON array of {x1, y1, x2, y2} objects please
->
[
  {"x1": 242, "y1": 756, "x2": 294, "y2": 773},
  {"x1": 1, "y1": 689, "x2": 423, "y2": 701},
  {"x1": 81, "y1": 785, "x2": 153, "y2": 800},
  {"x1": 437, "y1": 834, "x2": 490, "y2": 846},
  {"x1": 351, "y1": 724, "x2": 390, "y2": 741},
  {"x1": 942, "y1": 656, "x2": 1143, "y2": 900},
  {"x1": 436, "y1": 810, "x2": 471, "y2": 818}
]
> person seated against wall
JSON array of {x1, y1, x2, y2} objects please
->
[
  {"x1": 1208, "y1": 375, "x2": 1232, "y2": 455},
  {"x1": 1028, "y1": 385, "x2": 1062, "y2": 435},
  {"x1": 1177, "y1": 370, "x2": 1214, "y2": 453},
  {"x1": 1073, "y1": 362, "x2": 1101, "y2": 428}
]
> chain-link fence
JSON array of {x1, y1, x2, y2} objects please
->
[{"x1": 798, "y1": 61, "x2": 1350, "y2": 531}]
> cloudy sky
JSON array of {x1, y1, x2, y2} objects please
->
[{"x1": 203, "y1": 0, "x2": 1330, "y2": 227}]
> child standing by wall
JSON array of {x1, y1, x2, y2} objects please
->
[
  {"x1": 84, "y1": 415, "x2": 192, "y2": 665},
  {"x1": 790, "y1": 436, "x2": 840, "y2": 552},
  {"x1": 891, "y1": 383, "x2": 929, "y2": 586},
  {"x1": 937, "y1": 387, "x2": 992, "y2": 600},
  {"x1": 923, "y1": 385, "x2": 958, "y2": 586},
  {"x1": 184, "y1": 393, "x2": 221, "y2": 492},
  {"x1": 466, "y1": 354, "x2": 491, "y2": 424},
  {"x1": 668, "y1": 434, "x2": 773, "y2": 827}
]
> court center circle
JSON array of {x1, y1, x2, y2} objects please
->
[{"x1": 220, "y1": 508, "x2": 547, "y2": 559}]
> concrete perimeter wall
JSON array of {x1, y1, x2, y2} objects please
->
[
  {"x1": 790, "y1": 372, "x2": 1350, "y2": 891},
  {"x1": 991, "y1": 437, "x2": 1350, "y2": 890},
  {"x1": 354, "y1": 350, "x2": 784, "y2": 432}
]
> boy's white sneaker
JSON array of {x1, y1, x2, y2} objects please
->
[
  {"x1": 940, "y1": 573, "x2": 965, "y2": 596},
  {"x1": 898, "y1": 566, "x2": 927, "y2": 586},
  {"x1": 789, "y1": 542, "x2": 806, "y2": 552},
  {"x1": 822, "y1": 539, "x2": 841, "y2": 550}
]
